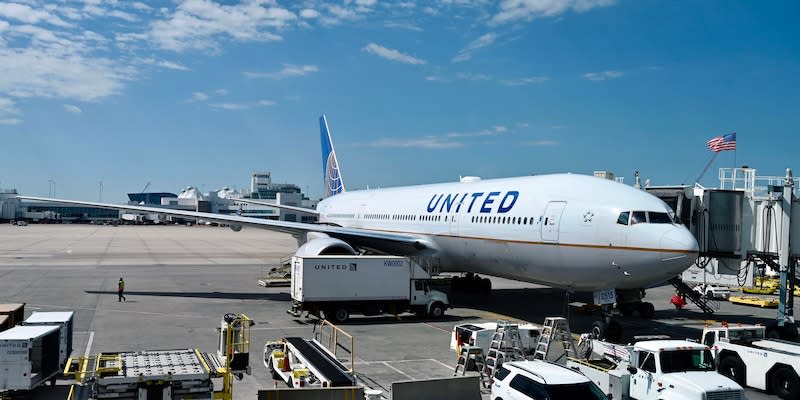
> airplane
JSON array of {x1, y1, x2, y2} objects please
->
[{"x1": 21, "y1": 115, "x2": 699, "y2": 340}]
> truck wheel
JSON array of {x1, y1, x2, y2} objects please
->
[
  {"x1": 333, "y1": 308, "x2": 349, "y2": 323},
  {"x1": 718, "y1": 356, "x2": 745, "y2": 385},
  {"x1": 591, "y1": 321, "x2": 607, "y2": 339},
  {"x1": 771, "y1": 367, "x2": 800, "y2": 400},
  {"x1": 429, "y1": 302, "x2": 446, "y2": 318}
]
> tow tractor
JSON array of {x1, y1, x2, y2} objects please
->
[{"x1": 702, "y1": 322, "x2": 800, "y2": 399}]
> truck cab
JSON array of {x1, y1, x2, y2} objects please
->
[{"x1": 627, "y1": 340, "x2": 743, "y2": 400}]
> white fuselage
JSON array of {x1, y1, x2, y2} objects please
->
[{"x1": 317, "y1": 174, "x2": 699, "y2": 291}]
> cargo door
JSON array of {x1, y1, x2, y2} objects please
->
[{"x1": 541, "y1": 201, "x2": 567, "y2": 243}]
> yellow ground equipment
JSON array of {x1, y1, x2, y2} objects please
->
[{"x1": 728, "y1": 295, "x2": 779, "y2": 308}]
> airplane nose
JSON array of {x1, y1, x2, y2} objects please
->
[{"x1": 661, "y1": 228, "x2": 700, "y2": 253}]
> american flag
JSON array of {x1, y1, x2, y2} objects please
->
[{"x1": 707, "y1": 132, "x2": 737, "y2": 152}]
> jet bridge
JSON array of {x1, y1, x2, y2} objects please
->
[{"x1": 647, "y1": 167, "x2": 798, "y2": 340}]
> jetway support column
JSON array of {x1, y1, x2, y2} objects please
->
[{"x1": 778, "y1": 169, "x2": 795, "y2": 329}]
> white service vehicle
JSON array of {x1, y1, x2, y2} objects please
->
[
  {"x1": 567, "y1": 338, "x2": 745, "y2": 400},
  {"x1": 692, "y1": 283, "x2": 731, "y2": 300},
  {"x1": 491, "y1": 359, "x2": 608, "y2": 400},
  {"x1": 702, "y1": 323, "x2": 800, "y2": 399},
  {"x1": 450, "y1": 322, "x2": 540, "y2": 358},
  {"x1": 287, "y1": 255, "x2": 449, "y2": 323}
]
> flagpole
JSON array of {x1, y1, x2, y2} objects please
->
[{"x1": 696, "y1": 151, "x2": 720, "y2": 184}]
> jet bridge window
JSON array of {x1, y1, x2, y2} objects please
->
[{"x1": 617, "y1": 212, "x2": 630, "y2": 225}]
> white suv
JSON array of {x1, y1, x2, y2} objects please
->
[{"x1": 491, "y1": 360, "x2": 608, "y2": 400}]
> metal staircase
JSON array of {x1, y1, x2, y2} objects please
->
[
  {"x1": 533, "y1": 317, "x2": 576, "y2": 363},
  {"x1": 668, "y1": 277, "x2": 719, "y2": 314},
  {"x1": 483, "y1": 321, "x2": 526, "y2": 379}
]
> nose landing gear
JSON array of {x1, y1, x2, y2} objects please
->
[{"x1": 590, "y1": 289, "x2": 654, "y2": 342}]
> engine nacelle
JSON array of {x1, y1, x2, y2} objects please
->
[
  {"x1": 295, "y1": 236, "x2": 357, "y2": 257},
  {"x1": 229, "y1": 225, "x2": 242, "y2": 232}
]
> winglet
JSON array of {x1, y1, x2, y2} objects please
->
[{"x1": 320, "y1": 115, "x2": 345, "y2": 198}]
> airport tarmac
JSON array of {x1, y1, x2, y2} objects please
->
[{"x1": 1, "y1": 224, "x2": 792, "y2": 399}]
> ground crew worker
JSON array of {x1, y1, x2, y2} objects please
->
[{"x1": 118, "y1": 277, "x2": 127, "y2": 302}]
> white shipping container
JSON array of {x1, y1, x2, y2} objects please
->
[
  {"x1": 23, "y1": 312, "x2": 74, "y2": 369},
  {"x1": 291, "y1": 256, "x2": 420, "y2": 302},
  {"x1": 0, "y1": 325, "x2": 61, "y2": 391}
]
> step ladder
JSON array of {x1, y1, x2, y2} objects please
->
[
  {"x1": 454, "y1": 344, "x2": 488, "y2": 386},
  {"x1": 668, "y1": 277, "x2": 719, "y2": 314},
  {"x1": 533, "y1": 317, "x2": 577, "y2": 363},
  {"x1": 483, "y1": 321, "x2": 525, "y2": 380}
]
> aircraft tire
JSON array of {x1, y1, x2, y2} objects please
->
[
  {"x1": 591, "y1": 321, "x2": 607, "y2": 339},
  {"x1": 481, "y1": 278, "x2": 492, "y2": 295},
  {"x1": 639, "y1": 302, "x2": 655, "y2": 319}
]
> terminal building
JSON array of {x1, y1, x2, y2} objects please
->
[{"x1": 0, "y1": 171, "x2": 317, "y2": 224}]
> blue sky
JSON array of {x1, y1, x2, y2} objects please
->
[{"x1": 1, "y1": 0, "x2": 798, "y2": 201}]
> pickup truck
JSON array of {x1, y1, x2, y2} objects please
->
[
  {"x1": 702, "y1": 322, "x2": 800, "y2": 399},
  {"x1": 567, "y1": 338, "x2": 745, "y2": 400},
  {"x1": 692, "y1": 283, "x2": 731, "y2": 300}
]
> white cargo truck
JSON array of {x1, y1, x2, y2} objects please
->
[
  {"x1": 0, "y1": 325, "x2": 62, "y2": 393},
  {"x1": 702, "y1": 322, "x2": 800, "y2": 399},
  {"x1": 567, "y1": 339, "x2": 745, "y2": 400},
  {"x1": 450, "y1": 322, "x2": 541, "y2": 358},
  {"x1": 288, "y1": 255, "x2": 449, "y2": 323},
  {"x1": 23, "y1": 311, "x2": 74, "y2": 369}
]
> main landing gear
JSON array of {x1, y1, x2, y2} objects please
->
[
  {"x1": 591, "y1": 289, "x2": 655, "y2": 342},
  {"x1": 451, "y1": 272, "x2": 492, "y2": 295}
]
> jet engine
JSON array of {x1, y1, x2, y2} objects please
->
[{"x1": 295, "y1": 235, "x2": 357, "y2": 256}]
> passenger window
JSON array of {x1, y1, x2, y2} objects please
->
[
  {"x1": 631, "y1": 211, "x2": 647, "y2": 225},
  {"x1": 494, "y1": 366, "x2": 511, "y2": 381},
  {"x1": 414, "y1": 281, "x2": 424, "y2": 291},
  {"x1": 617, "y1": 211, "x2": 630, "y2": 225},
  {"x1": 509, "y1": 374, "x2": 548, "y2": 398}
]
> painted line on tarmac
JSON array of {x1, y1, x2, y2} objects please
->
[
  {"x1": 356, "y1": 358, "x2": 454, "y2": 371},
  {"x1": 27, "y1": 303, "x2": 207, "y2": 319},
  {"x1": 84, "y1": 331, "x2": 94, "y2": 357},
  {"x1": 381, "y1": 362, "x2": 415, "y2": 381},
  {"x1": 421, "y1": 321, "x2": 451, "y2": 334},
  {"x1": 250, "y1": 326, "x2": 313, "y2": 331}
]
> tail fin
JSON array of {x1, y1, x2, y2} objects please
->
[{"x1": 320, "y1": 115, "x2": 346, "y2": 198}]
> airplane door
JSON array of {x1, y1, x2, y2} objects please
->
[{"x1": 541, "y1": 201, "x2": 567, "y2": 243}]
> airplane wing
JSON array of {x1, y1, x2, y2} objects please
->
[
  {"x1": 233, "y1": 198, "x2": 319, "y2": 216},
  {"x1": 18, "y1": 196, "x2": 431, "y2": 252}
]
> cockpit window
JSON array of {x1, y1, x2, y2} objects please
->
[
  {"x1": 617, "y1": 212, "x2": 630, "y2": 225},
  {"x1": 648, "y1": 212, "x2": 673, "y2": 224},
  {"x1": 631, "y1": 211, "x2": 647, "y2": 225}
]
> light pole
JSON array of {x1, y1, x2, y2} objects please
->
[
  {"x1": 99, "y1": 181, "x2": 103, "y2": 202},
  {"x1": 48, "y1": 179, "x2": 55, "y2": 197}
]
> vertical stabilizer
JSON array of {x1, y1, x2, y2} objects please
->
[{"x1": 320, "y1": 115, "x2": 346, "y2": 198}]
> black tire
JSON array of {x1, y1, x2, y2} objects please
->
[
  {"x1": 718, "y1": 356, "x2": 745, "y2": 386},
  {"x1": 333, "y1": 308, "x2": 349, "y2": 323},
  {"x1": 640, "y1": 302, "x2": 655, "y2": 319},
  {"x1": 782, "y1": 323, "x2": 799, "y2": 342},
  {"x1": 591, "y1": 321, "x2": 607, "y2": 339},
  {"x1": 767, "y1": 325, "x2": 782, "y2": 339},
  {"x1": 481, "y1": 278, "x2": 492, "y2": 295},
  {"x1": 451, "y1": 276, "x2": 462, "y2": 291},
  {"x1": 771, "y1": 367, "x2": 800, "y2": 400},
  {"x1": 429, "y1": 302, "x2": 445, "y2": 318}
]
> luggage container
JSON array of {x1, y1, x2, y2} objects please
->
[
  {"x1": 23, "y1": 311, "x2": 74, "y2": 369},
  {"x1": 0, "y1": 304, "x2": 25, "y2": 331},
  {"x1": 0, "y1": 325, "x2": 61, "y2": 392}
]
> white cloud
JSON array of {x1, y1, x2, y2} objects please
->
[
  {"x1": 384, "y1": 22, "x2": 423, "y2": 31},
  {"x1": 215, "y1": 88, "x2": 227, "y2": 95},
  {"x1": 187, "y1": 91, "x2": 209, "y2": 102},
  {"x1": 138, "y1": 57, "x2": 190, "y2": 71},
  {"x1": 0, "y1": 98, "x2": 20, "y2": 115},
  {"x1": 422, "y1": 6, "x2": 438, "y2": 15},
  {"x1": 63, "y1": 104, "x2": 82, "y2": 113},
  {"x1": 363, "y1": 43, "x2": 426, "y2": 65},
  {"x1": 352, "y1": 0, "x2": 377, "y2": 6},
  {"x1": 107, "y1": 9, "x2": 137, "y2": 22},
  {"x1": 0, "y1": 118, "x2": 23, "y2": 125},
  {"x1": 425, "y1": 75, "x2": 446, "y2": 82},
  {"x1": 299, "y1": 9, "x2": 320, "y2": 19},
  {"x1": 148, "y1": 0, "x2": 295, "y2": 52},
  {"x1": 583, "y1": 70, "x2": 623, "y2": 81},
  {"x1": 258, "y1": 99, "x2": 276, "y2": 106},
  {"x1": 210, "y1": 102, "x2": 249, "y2": 110},
  {"x1": 452, "y1": 32, "x2": 496, "y2": 63},
  {"x1": 525, "y1": 140, "x2": 559, "y2": 146},
  {"x1": 501, "y1": 76, "x2": 550, "y2": 86},
  {"x1": 0, "y1": 2, "x2": 73, "y2": 28},
  {"x1": 446, "y1": 125, "x2": 507, "y2": 138},
  {"x1": 367, "y1": 137, "x2": 464, "y2": 149},
  {"x1": 244, "y1": 64, "x2": 319, "y2": 79},
  {"x1": 131, "y1": 2, "x2": 152, "y2": 11},
  {"x1": 491, "y1": 0, "x2": 616, "y2": 25},
  {"x1": 0, "y1": 46, "x2": 133, "y2": 101}
]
